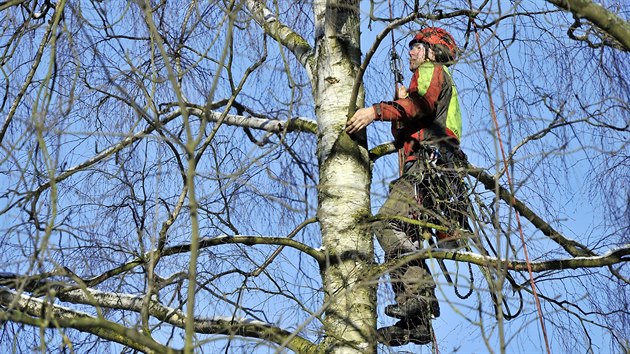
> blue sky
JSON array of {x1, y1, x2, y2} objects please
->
[
  {"x1": 0, "y1": 1, "x2": 626, "y2": 353},
  {"x1": 358, "y1": 2, "x2": 627, "y2": 353}
]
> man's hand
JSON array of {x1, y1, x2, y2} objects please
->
[
  {"x1": 397, "y1": 85, "x2": 409, "y2": 99},
  {"x1": 346, "y1": 107, "x2": 375, "y2": 134}
]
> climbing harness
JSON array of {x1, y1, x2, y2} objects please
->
[
  {"x1": 406, "y1": 144, "x2": 526, "y2": 320},
  {"x1": 407, "y1": 149, "x2": 474, "y2": 299}
]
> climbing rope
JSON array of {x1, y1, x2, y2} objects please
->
[
  {"x1": 469, "y1": 12, "x2": 551, "y2": 353},
  {"x1": 453, "y1": 252, "x2": 474, "y2": 299},
  {"x1": 467, "y1": 193, "x2": 524, "y2": 320}
]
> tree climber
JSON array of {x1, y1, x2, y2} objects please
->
[{"x1": 346, "y1": 27, "x2": 468, "y2": 346}]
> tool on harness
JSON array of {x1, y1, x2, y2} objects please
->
[
  {"x1": 390, "y1": 49, "x2": 405, "y2": 85},
  {"x1": 388, "y1": 29, "x2": 405, "y2": 176},
  {"x1": 408, "y1": 145, "x2": 474, "y2": 297}
]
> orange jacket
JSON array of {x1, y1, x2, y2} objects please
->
[{"x1": 373, "y1": 62, "x2": 462, "y2": 162}]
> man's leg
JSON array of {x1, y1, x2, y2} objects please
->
[
  {"x1": 373, "y1": 175, "x2": 418, "y2": 256},
  {"x1": 377, "y1": 316, "x2": 432, "y2": 346},
  {"x1": 373, "y1": 170, "x2": 439, "y2": 344},
  {"x1": 384, "y1": 259, "x2": 440, "y2": 319}
]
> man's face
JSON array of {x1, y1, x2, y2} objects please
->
[{"x1": 409, "y1": 42, "x2": 427, "y2": 71}]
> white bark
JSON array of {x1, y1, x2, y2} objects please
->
[
  {"x1": 313, "y1": 1, "x2": 376, "y2": 352},
  {"x1": 243, "y1": 0, "x2": 378, "y2": 350},
  {"x1": 0, "y1": 288, "x2": 175, "y2": 353},
  {"x1": 0, "y1": 287, "x2": 315, "y2": 352}
]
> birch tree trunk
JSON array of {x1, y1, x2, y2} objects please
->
[
  {"x1": 1, "y1": 1, "x2": 628, "y2": 353},
  {"x1": 312, "y1": 1, "x2": 376, "y2": 352}
]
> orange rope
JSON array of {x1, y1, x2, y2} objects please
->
[
  {"x1": 471, "y1": 20, "x2": 551, "y2": 354},
  {"x1": 432, "y1": 329, "x2": 440, "y2": 354}
]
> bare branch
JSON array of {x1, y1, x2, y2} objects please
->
[
  {"x1": 3, "y1": 107, "x2": 316, "y2": 216},
  {"x1": 0, "y1": 1, "x2": 62, "y2": 144},
  {"x1": 1, "y1": 286, "x2": 317, "y2": 353},
  {"x1": 377, "y1": 244, "x2": 630, "y2": 275},
  {"x1": 0, "y1": 288, "x2": 179, "y2": 354},
  {"x1": 84, "y1": 232, "x2": 324, "y2": 288},
  {"x1": 546, "y1": 0, "x2": 630, "y2": 50},
  {"x1": 467, "y1": 165, "x2": 597, "y2": 258},
  {"x1": 368, "y1": 143, "x2": 597, "y2": 257},
  {"x1": 244, "y1": 0, "x2": 315, "y2": 79}
]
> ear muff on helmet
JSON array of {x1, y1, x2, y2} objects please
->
[
  {"x1": 432, "y1": 44, "x2": 454, "y2": 63},
  {"x1": 409, "y1": 27, "x2": 458, "y2": 63}
]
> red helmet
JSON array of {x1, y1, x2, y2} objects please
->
[{"x1": 409, "y1": 27, "x2": 457, "y2": 63}]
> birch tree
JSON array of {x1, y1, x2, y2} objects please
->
[{"x1": 0, "y1": 1, "x2": 628, "y2": 353}]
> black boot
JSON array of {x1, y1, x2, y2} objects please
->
[
  {"x1": 385, "y1": 290, "x2": 440, "y2": 319},
  {"x1": 377, "y1": 317, "x2": 432, "y2": 346}
]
